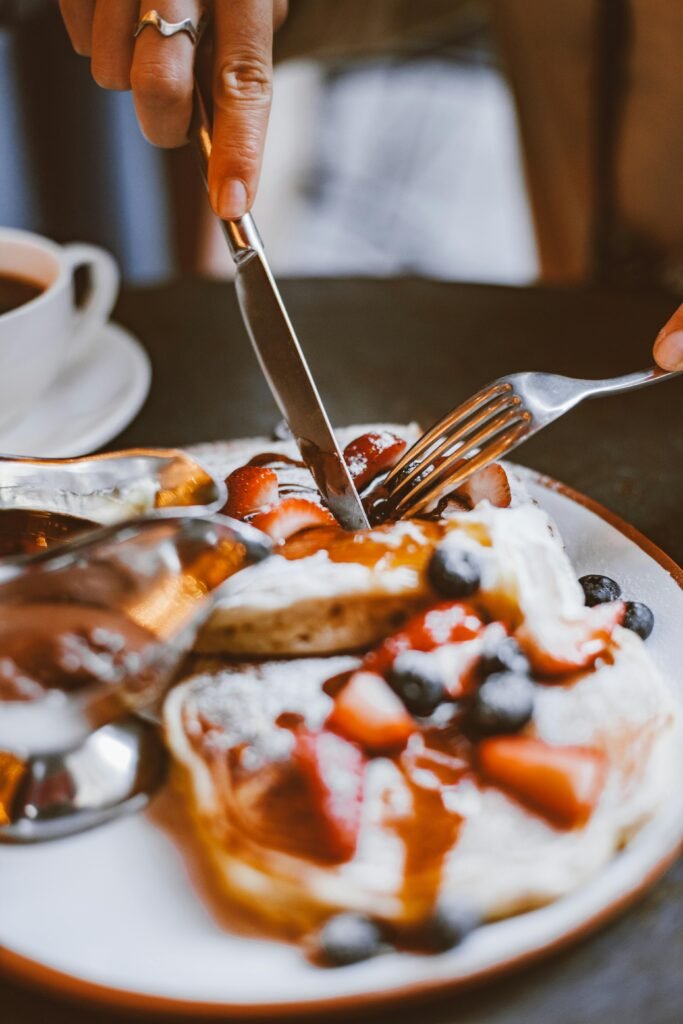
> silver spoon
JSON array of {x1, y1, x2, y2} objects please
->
[{"x1": 0, "y1": 715, "x2": 166, "y2": 843}]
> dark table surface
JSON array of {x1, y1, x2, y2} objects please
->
[{"x1": 3, "y1": 277, "x2": 682, "y2": 1024}]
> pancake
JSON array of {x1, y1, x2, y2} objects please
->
[
  {"x1": 164, "y1": 472, "x2": 680, "y2": 947},
  {"x1": 165, "y1": 634, "x2": 677, "y2": 933}
]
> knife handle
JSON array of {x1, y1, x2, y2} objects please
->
[{"x1": 190, "y1": 81, "x2": 263, "y2": 266}]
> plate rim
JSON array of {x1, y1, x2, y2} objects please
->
[{"x1": 2, "y1": 470, "x2": 682, "y2": 1019}]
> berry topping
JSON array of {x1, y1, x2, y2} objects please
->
[
  {"x1": 455, "y1": 463, "x2": 511, "y2": 509},
  {"x1": 478, "y1": 736, "x2": 607, "y2": 828},
  {"x1": 388, "y1": 651, "x2": 447, "y2": 716},
  {"x1": 343, "y1": 431, "x2": 407, "y2": 492},
  {"x1": 224, "y1": 466, "x2": 278, "y2": 520},
  {"x1": 622, "y1": 600, "x2": 655, "y2": 640},
  {"x1": 432, "y1": 636, "x2": 487, "y2": 698},
  {"x1": 251, "y1": 497, "x2": 335, "y2": 542},
  {"x1": 518, "y1": 601, "x2": 625, "y2": 677},
  {"x1": 365, "y1": 601, "x2": 485, "y2": 675},
  {"x1": 579, "y1": 574, "x2": 622, "y2": 607},
  {"x1": 293, "y1": 730, "x2": 365, "y2": 861},
  {"x1": 405, "y1": 601, "x2": 486, "y2": 650},
  {"x1": 465, "y1": 672, "x2": 535, "y2": 737},
  {"x1": 414, "y1": 902, "x2": 480, "y2": 952},
  {"x1": 315, "y1": 913, "x2": 384, "y2": 966},
  {"x1": 427, "y1": 545, "x2": 482, "y2": 599},
  {"x1": 479, "y1": 632, "x2": 530, "y2": 678},
  {"x1": 327, "y1": 670, "x2": 416, "y2": 753}
]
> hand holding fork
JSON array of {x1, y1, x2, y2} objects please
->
[{"x1": 383, "y1": 302, "x2": 683, "y2": 518}]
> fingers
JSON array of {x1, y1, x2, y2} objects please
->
[
  {"x1": 59, "y1": 0, "x2": 97, "y2": 56},
  {"x1": 653, "y1": 303, "x2": 683, "y2": 371},
  {"x1": 131, "y1": 0, "x2": 203, "y2": 148},
  {"x1": 209, "y1": 0, "x2": 274, "y2": 219},
  {"x1": 91, "y1": 0, "x2": 138, "y2": 90}
]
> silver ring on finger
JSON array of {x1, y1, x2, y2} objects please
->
[{"x1": 133, "y1": 9, "x2": 207, "y2": 46}]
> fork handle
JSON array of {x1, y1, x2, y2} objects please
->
[{"x1": 585, "y1": 365, "x2": 681, "y2": 398}]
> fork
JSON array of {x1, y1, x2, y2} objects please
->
[{"x1": 383, "y1": 365, "x2": 680, "y2": 517}]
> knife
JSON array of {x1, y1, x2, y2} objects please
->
[{"x1": 190, "y1": 85, "x2": 369, "y2": 531}]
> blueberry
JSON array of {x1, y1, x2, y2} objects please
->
[
  {"x1": 388, "y1": 651, "x2": 447, "y2": 716},
  {"x1": 579, "y1": 574, "x2": 622, "y2": 607},
  {"x1": 622, "y1": 600, "x2": 655, "y2": 640},
  {"x1": 466, "y1": 672, "x2": 534, "y2": 737},
  {"x1": 316, "y1": 913, "x2": 383, "y2": 966},
  {"x1": 418, "y1": 902, "x2": 480, "y2": 952},
  {"x1": 480, "y1": 634, "x2": 530, "y2": 678},
  {"x1": 428, "y1": 545, "x2": 481, "y2": 599}
]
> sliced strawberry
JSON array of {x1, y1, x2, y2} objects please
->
[
  {"x1": 343, "y1": 431, "x2": 407, "y2": 491},
  {"x1": 478, "y1": 736, "x2": 607, "y2": 828},
  {"x1": 293, "y1": 729, "x2": 365, "y2": 861},
  {"x1": 431, "y1": 634, "x2": 488, "y2": 698},
  {"x1": 455, "y1": 463, "x2": 511, "y2": 509},
  {"x1": 518, "y1": 601, "x2": 625, "y2": 677},
  {"x1": 224, "y1": 466, "x2": 279, "y2": 520},
  {"x1": 365, "y1": 601, "x2": 485, "y2": 675},
  {"x1": 251, "y1": 497, "x2": 335, "y2": 542},
  {"x1": 327, "y1": 670, "x2": 416, "y2": 753}
]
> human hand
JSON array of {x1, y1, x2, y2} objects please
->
[
  {"x1": 653, "y1": 303, "x2": 683, "y2": 371},
  {"x1": 59, "y1": 1, "x2": 288, "y2": 219}
]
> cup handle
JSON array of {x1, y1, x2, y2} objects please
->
[{"x1": 62, "y1": 243, "x2": 120, "y2": 367}]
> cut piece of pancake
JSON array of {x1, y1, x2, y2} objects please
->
[
  {"x1": 189, "y1": 425, "x2": 537, "y2": 657},
  {"x1": 194, "y1": 498, "x2": 577, "y2": 658},
  {"x1": 194, "y1": 520, "x2": 438, "y2": 656},
  {"x1": 191, "y1": 424, "x2": 426, "y2": 655}
]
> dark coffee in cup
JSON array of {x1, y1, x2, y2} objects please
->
[{"x1": 0, "y1": 273, "x2": 43, "y2": 315}]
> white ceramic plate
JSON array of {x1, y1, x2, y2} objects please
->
[
  {"x1": 0, "y1": 321, "x2": 151, "y2": 458},
  {"x1": 1, "y1": 471, "x2": 682, "y2": 1017}
]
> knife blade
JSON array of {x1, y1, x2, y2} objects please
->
[{"x1": 190, "y1": 87, "x2": 369, "y2": 531}]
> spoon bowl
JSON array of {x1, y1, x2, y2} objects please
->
[{"x1": 0, "y1": 716, "x2": 167, "y2": 843}]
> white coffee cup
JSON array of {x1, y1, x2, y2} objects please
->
[{"x1": 0, "y1": 227, "x2": 119, "y2": 432}]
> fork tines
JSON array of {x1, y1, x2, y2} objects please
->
[{"x1": 383, "y1": 381, "x2": 532, "y2": 516}]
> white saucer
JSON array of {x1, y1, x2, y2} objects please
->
[{"x1": 0, "y1": 321, "x2": 151, "y2": 458}]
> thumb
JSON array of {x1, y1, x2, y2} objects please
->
[{"x1": 653, "y1": 302, "x2": 683, "y2": 370}]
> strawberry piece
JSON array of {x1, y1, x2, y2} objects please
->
[
  {"x1": 224, "y1": 466, "x2": 278, "y2": 520},
  {"x1": 478, "y1": 736, "x2": 607, "y2": 828},
  {"x1": 327, "y1": 670, "x2": 416, "y2": 753},
  {"x1": 365, "y1": 601, "x2": 485, "y2": 675},
  {"x1": 518, "y1": 601, "x2": 625, "y2": 677},
  {"x1": 432, "y1": 635, "x2": 488, "y2": 698},
  {"x1": 251, "y1": 497, "x2": 335, "y2": 542},
  {"x1": 293, "y1": 729, "x2": 365, "y2": 860},
  {"x1": 455, "y1": 463, "x2": 511, "y2": 509},
  {"x1": 343, "y1": 431, "x2": 407, "y2": 491}
]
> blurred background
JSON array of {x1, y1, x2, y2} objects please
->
[{"x1": 1, "y1": 0, "x2": 681, "y2": 288}]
